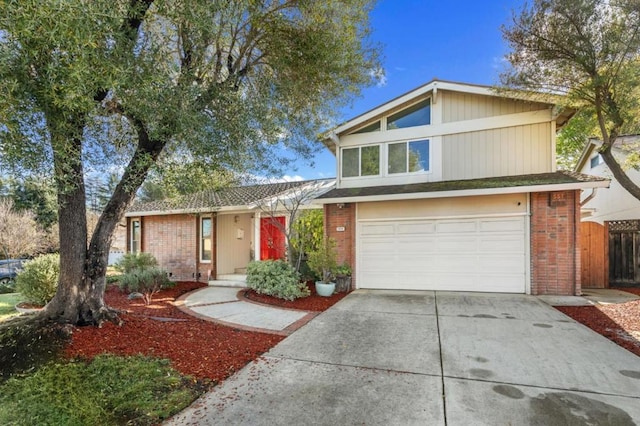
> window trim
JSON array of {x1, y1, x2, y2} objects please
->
[
  {"x1": 200, "y1": 215, "x2": 213, "y2": 263},
  {"x1": 341, "y1": 144, "x2": 381, "y2": 179},
  {"x1": 387, "y1": 139, "x2": 431, "y2": 175},
  {"x1": 130, "y1": 218, "x2": 141, "y2": 254}
]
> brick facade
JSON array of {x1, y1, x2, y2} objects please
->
[
  {"x1": 324, "y1": 203, "x2": 356, "y2": 289},
  {"x1": 530, "y1": 190, "x2": 581, "y2": 296},
  {"x1": 128, "y1": 214, "x2": 216, "y2": 282}
]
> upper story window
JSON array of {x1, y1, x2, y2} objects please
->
[
  {"x1": 200, "y1": 216, "x2": 212, "y2": 262},
  {"x1": 342, "y1": 145, "x2": 380, "y2": 177},
  {"x1": 352, "y1": 121, "x2": 381, "y2": 134},
  {"x1": 130, "y1": 218, "x2": 141, "y2": 254},
  {"x1": 387, "y1": 98, "x2": 431, "y2": 130},
  {"x1": 388, "y1": 139, "x2": 430, "y2": 174},
  {"x1": 590, "y1": 154, "x2": 603, "y2": 169}
]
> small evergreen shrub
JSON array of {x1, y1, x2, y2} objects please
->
[
  {"x1": 118, "y1": 267, "x2": 174, "y2": 305},
  {"x1": 15, "y1": 254, "x2": 60, "y2": 306},
  {"x1": 114, "y1": 252, "x2": 158, "y2": 274},
  {"x1": 246, "y1": 260, "x2": 309, "y2": 301}
]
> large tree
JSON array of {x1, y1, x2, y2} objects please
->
[
  {"x1": 502, "y1": 0, "x2": 640, "y2": 194},
  {"x1": 0, "y1": 0, "x2": 380, "y2": 325}
]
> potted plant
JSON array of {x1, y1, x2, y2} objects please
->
[
  {"x1": 306, "y1": 238, "x2": 338, "y2": 297},
  {"x1": 335, "y1": 263, "x2": 352, "y2": 293}
]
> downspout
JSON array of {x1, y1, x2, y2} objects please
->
[{"x1": 580, "y1": 188, "x2": 598, "y2": 206}]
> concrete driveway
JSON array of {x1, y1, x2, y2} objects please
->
[{"x1": 166, "y1": 291, "x2": 640, "y2": 425}]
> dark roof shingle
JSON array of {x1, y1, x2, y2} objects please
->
[
  {"x1": 128, "y1": 180, "x2": 325, "y2": 214},
  {"x1": 317, "y1": 171, "x2": 607, "y2": 200}
]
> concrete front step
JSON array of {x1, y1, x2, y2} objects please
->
[{"x1": 209, "y1": 274, "x2": 247, "y2": 287}]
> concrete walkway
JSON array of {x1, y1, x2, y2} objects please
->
[
  {"x1": 167, "y1": 290, "x2": 640, "y2": 425},
  {"x1": 175, "y1": 286, "x2": 319, "y2": 336}
]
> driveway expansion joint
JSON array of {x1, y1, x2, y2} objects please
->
[
  {"x1": 443, "y1": 375, "x2": 640, "y2": 400},
  {"x1": 263, "y1": 354, "x2": 445, "y2": 378}
]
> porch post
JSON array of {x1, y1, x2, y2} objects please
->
[{"x1": 254, "y1": 211, "x2": 261, "y2": 261}]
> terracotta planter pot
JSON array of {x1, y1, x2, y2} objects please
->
[{"x1": 15, "y1": 302, "x2": 44, "y2": 314}]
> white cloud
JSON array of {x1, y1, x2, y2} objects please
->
[{"x1": 369, "y1": 67, "x2": 387, "y2": 87}]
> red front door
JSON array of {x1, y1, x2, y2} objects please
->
[{"x1": 260, "y1": 217, "x2": 286, "y2": 260}]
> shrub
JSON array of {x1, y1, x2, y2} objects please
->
[
  {"x1": 118, "y1": 267, "x2": 174, "y2": 305},
  {"x1": 114, "y1": 252, "x2": 158, "y2": 274},
  {"x1": 0, "y1": 354, "x2": 198, "y2": 426},
  {"x1": 246, "y1": 260, "x2": 309, "y2": 301},
  {"x1": 15, "y1": 254, "x2": 60, "y2": 306},
  {"x1": 0, "y1": 282, "x2": 16, "y2": 294}
]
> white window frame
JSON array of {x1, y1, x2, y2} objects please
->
[
  {"x1": 130, "y1": 218, "x2": 141, "y2": 254},
  {"x1": 200, "y1": 215, "x2": 213, "y2": 263},
  {"x1": 341, "y1": 144, "x2": 381, "y2": 179},
  {"x1": 387, "y1": 139, "x2": 431, "y2": 176}
]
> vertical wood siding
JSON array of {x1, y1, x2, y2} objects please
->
[
  {"x1": 442, "y1": 122, "x2": 552, "y2": 180},
  {"x1": 441, "y1": 91, "x2": 549, "y2": 123}
]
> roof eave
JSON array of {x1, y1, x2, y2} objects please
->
[
  {"x1": 125, "y1": 205, "x2": 254, "y2": 217},
  {"x1": 327, "y1": 79, "x2": 562, "y2": 137},
  {"x1": 313, "y1": 180, "x2": 610, "y2": 205}
]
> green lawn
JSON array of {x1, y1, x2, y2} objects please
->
[{"x1": 0, "y1": 293, "x2": 21, "y2": 321}]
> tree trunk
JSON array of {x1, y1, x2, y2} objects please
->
[
  {"x1": 41, "y1": 117, "x2": 118, "y2": 325},
  {"x1": 600, "y1": 145, "x2": 640, "y2": 201},
  {"x1": 594, "y1": 88, "x2": 640, "y2": 202},
  {"x1": 42, "y1": 114, "x2": 165, "y2": 326}
]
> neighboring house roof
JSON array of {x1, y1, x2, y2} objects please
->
[
  {"x1": 126, "y1": 178, "x2": 335, "y2": 217},
  {"x1": 574, "y1": 134, "x2": 640, "y2": 172},
  {"x1": 315, "y1": 171, "x2": 608, "y2": 204},
  {"x1": 322, "y1": 79, "x2": 574, "y2": 151}
]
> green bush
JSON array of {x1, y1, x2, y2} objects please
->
[
  {"x1": 118, "y1": 267, "x2": 174, "y2": 305},
  {"x1": 0, "y1": 282, "x2": 16, "y2": 294},
  {"x1": 15, "y1": 254, "x2": 60, "y2": 306},
  {"x1": 114, "y1": 252, "x2": 158, "y2": 274},
  {"x1": 0, "y1": 354, "x2": 199, "y2": 426},
  {"x1": 246, "y1": 260, "x2": 309, "y2": 301}
]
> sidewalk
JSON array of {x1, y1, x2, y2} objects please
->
[{"x1": 175, "y1": 286, "x2": 319, "y2": 336}]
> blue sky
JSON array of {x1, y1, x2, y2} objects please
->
[{"x1": 283, "y1": 0, "x2": 525, "y2": 181}]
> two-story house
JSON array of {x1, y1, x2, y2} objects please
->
[{"x1": 316, "y1": 79, "x2": 608, "y2": 296}]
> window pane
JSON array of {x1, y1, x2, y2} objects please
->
[
  {"x1": 388, "y1": 143, "x2": 407, "y2": 174},
  {"x1": 201, "y1": 217, "x2": 212, "y2": 238},
  {"x1": 131, "y1": 220, "x2": 140, "y2": 254},
  {"x1": 352, "y1": 121, "x2": 381, "y2": 134},
  {"x1": 387, "y1": 98, "x2": 431, "y2": 130},
  {"x1": 342, "y1": 148, "x2": 359, "y2": 177},
  {"x1": 360, "y1": 145, "x2": 380, "y2": 176},
  {"x1": 408, "y1": 140, "x2": 429, "y2": 172},
  {"x1": 201, "y1": 217, "x2": 212, "y2": 261}
]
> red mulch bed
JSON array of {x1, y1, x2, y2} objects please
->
[
  {"x1": 64, "y1": 281, "x2": 348, "y2": 384},
  {"x1": 64, "y1": 282, "x2": 285, "y2": 383},
  {"x1": 243, "y1": 282, "x2": 349, "y2": 311},
  {"x1": 556, "y1": 288, "x2": 640, "y2": 358}
]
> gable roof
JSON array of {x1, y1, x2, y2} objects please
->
[
  {"x1": 126, "y1": 179, "x2": 335, "y2": 217},
  {"x1": 324, "y1": 79, "x2": 573, "y2": 148},
  {"x1": 315, "y1": 171, "x2": 608, "y2": 204},
  {"x1": 575, "y1": 134, "x2": 640, "y2": 172}
]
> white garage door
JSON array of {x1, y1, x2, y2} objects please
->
[{"x1": 358, "y1": 216, "x2": 526, "y2": 293}]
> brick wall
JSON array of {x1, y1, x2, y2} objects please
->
[
  {"x1": 530, "y1": 190, "x2": 581, "y2": 295},
  {"x1": 129, "y1": 214, "x2": 215, "y2": 282},
  {"x1": 324, "y1": 203, "x2": 356, "y2": 289}
]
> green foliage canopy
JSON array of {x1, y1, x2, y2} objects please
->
[{"x1": 502, "y1": 0, "x2": 640, "y2": 197}]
